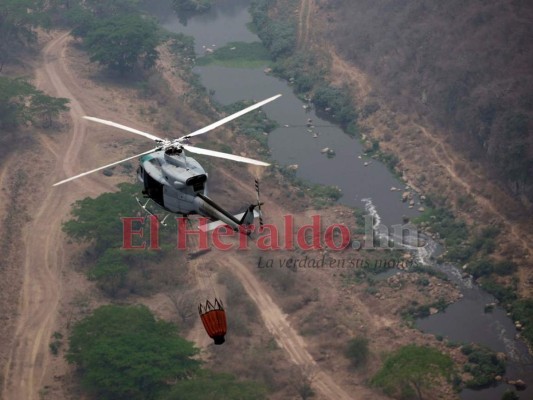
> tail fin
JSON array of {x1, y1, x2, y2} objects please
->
[
  {"x1": 239, "y1": 203, "x2": 262, "y2": 226},
  {"x1": 198, "y1": 206, "x2": 261, "y2": 232}
]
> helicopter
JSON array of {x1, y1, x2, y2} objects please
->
[{"x1": 53, "y1": 94, "x2": 282, "y2": 232}]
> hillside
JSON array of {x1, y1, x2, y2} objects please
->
[{"x1": 319, "y1": 0, "x2": 533, "y2": 206}]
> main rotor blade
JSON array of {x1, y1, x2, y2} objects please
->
[
  {"x1": 180, "y1": 94, "x2": 282, "y2": 140},
  {"x1": 83, "y1": 116, "x2": 163, "y2": 142},
  {"x1": 182, "y1": 145, "x2": 270, "y2": 166},
  {"x1": 53, "y1": 148, "x2": 156, "y2": 187}
]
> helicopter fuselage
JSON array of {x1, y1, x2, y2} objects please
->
[
  {"x1": 137, "y1": 148, "x2": 207, "y2": 214},
  {"x1": 137, "y1": 148, "x2": 255, "y2": 232}
]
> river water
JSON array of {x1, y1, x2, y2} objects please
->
[{"x1": 147, "y1": 0, "x2": 533, "y2": 398}]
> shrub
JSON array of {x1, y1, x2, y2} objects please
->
[
  {"x1": 345, "y1": 337, "x2": 370, "y2": 368},
  {"x1": 461, "y1": 345, "x2": 505, "y2": 389}
]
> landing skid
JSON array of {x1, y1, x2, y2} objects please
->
[{"x1": 135, "y1": 197, "x2": 170, "y2": 226}]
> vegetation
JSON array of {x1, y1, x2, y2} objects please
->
[
  {"x1": 327, "y1": 0, "x2": 533, "y2": 201},
  {"x1": 67, "y1": 305, "x2": 199, "y2": 400},
  {"x1": 467, "y1": 258, "x2": 518, "y2": 280},
  {"x1": 277, "y1": 165, "x2": 342, "y2": 208},
  {"x1": 196, "y1": 42, "x2": 271, "y2": 68},
  {"x1": 249, "y1": 0, "x2": 533, "y2": 355},
  {"x1": 49, "y1": 0, "x2": 162, "y2": 75},
  {"x1": 84, "y1": 14, "x2": 160, "y2": 75},
  {"x1": 0, "y1": 76, "x2": 69, "y2": 131},
  {"x1": 295, "y1": 377, "x2": 315, "y2": 400},
  {"x1": 401, "y1": 297, "x2": 448, "y2": 323},
  {"x1": 67, "y1": 7, "x2": 176, "y2": 82},
  {"x1": 50, "y1": 0, "x2": 142, "y2": 34},
  {"x1": 49, "y1": 331, "x2": 63, "y2": 355},
  {"x1": 409, "y1": 264, "x2": 449, "y2": 282},
  {"x1": 250, "y1": 0, "x2": 296, "y2": 60},
  {"x1": 63, "y1": 183, "x2": 144, "y2": 252},
  {"x1": 511, "y1": 299, "x2": 533, "y2": 346},
  {"x1": 221, "y1": 99, "x2": 278, "y2": 151},
  {"x1": 461, "y1": 344, "x2": 505, "y2": 389},
  {"x1": 371, "y1": 344, "x2": 454, "y2": 400},
  {"x1": 501, "y1": 390, "x2": 520, "y2": 400},
  {"x1": 459, "y1": 258, "x2": 533, "y2": 347},
  {"x1": 171, "y1": 0, "x2": 213, "y2": 13},
  {"x1": 312, "y1": 85, "x2": 358, "y2": 135},
  {"x1": 412, "y1": 204, "x2": 522, "y2": 316},
  {"x1": 0, "y1": 0, "x2": 47, "y2": 70},
  {"x1": 62, "y1": 183, "x2": 175, "y2": 297},
  {"x1": 345, "y1": 337, "x2": 369, "y2": 368},
  {"x1": 67, "y1": 305, "x2": 267, "y2": 400},
  {"x1": 160, "y1": 371, "x2": 267, "y2": 400},
  {"x1": 414, "y1": 205, "x2": 469, "y2": 263},
  {"x1": 363, "y1": 139, "x2": 400, "y2": 171}
]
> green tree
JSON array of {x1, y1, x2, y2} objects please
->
[
  {"x1": 0, "y1": 77, "x2": 35, "y2": 129},
  {"x1": 29, "y1": 91, "x2": 70, "y2": 127},
  {"x1": 87, "y1": 248, "x2": 129, "y2": 297},
  {"x1": 345, "y1": 337, "x2": 369, "y2": 368},
  {"x1": 63, "y1": 183, "x2": 142, "y2": 252},
  {"x1": 0, "y1": 0, "x2": 46, "y2": 69},
  {"x1": 371, "y1": 345, "x2": 454, "y2": 400},
  {"x1": 0, "y1": 76, "x2": 69, "y2": 131},
  {"x1": 250, "y1": 1, "x2": 295, "y2": 60},
  {"x1": 84, "y1": 14, "x2": 160, "y2": 74},
  {"x1": 63, "y1": 183, "x2": 174, "y2": 296},
  {"x1": 67, "y1": 305, "x2": 199, "y2": 400}
]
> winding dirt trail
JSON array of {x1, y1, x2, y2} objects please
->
[
  {"x1": 298, "y1": 0, "x2": 313, "y2": 48},
  {"x1": 1, "y1": 32, "x2": 111, "y2": 400}
]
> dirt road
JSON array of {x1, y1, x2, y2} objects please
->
[
  {"x1": 298, "y1": 0, "x2": 313, "y2": 48},
  {"x1": 230, "y1": 256, "x2": 385, "y2": 400},
  {"x1": 1, "y1": 32, "x2": 111, "y2": 400}
]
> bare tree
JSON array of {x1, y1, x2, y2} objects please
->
[
  {"x1": 292, "y1": 365, "x2": 317, "y2": 400},
  {"x1": 166, "y1": 288, "x2": 199, "y2": 329}
]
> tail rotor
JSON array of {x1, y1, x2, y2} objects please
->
[{"x1": 255, "y1": 179, "x2": 264, "y2": 230}]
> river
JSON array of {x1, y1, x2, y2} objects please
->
[{"x1": 146, "y1": 1, "x2": 533, "y2": 398}]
